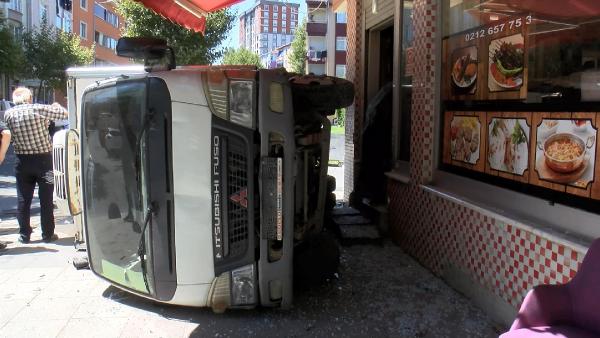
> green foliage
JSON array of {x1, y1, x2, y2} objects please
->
[
  {"x1": 222, "y1": 48, "x2": 263, "y2": 68},
  {"x1": 335, "y1": 108, "x2": 346, "y2": 127},
  {"x1": 116, "y1": 0, "x2": 234, "y2": 65},
  {"x1": 22, "y1": 21, "x2": 94, "y2": 91},
  {"x1": 289, "y1": 21, "x2": 307, "y2": 74},
  {"x1": 0, "y1": 25, "x2": 25, "y2": 78}
]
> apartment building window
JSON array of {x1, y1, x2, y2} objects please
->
[
  {"x1": 336, "y1": 12, "x2": 347, "y2": 23},
  {"x1": 291, "y1": 21, "x2": 296, "y2": 28},
  {"x1": 94, "y1": 4, "x2": 119, "y2": 27},
  {"x1": 80, "y1": 21, "x2": 87, "y2": 39},
  {"x1": 282, "y1": 21, "x2": 286, "y2": 27},
  {"x1": 273, "y1": 12, "x2": 278, "y2": 19},
  {"x1": 80, "y1": 0, "x2": 87, "y2": 10},
  {"x1": 9, "y1": 0, "x2": 22, "y2": 12},
  {"x1": 264, "y1": 4, "x2": 269, "y2": 10},
  {"x1": 335, "y1": 65, "x2": 346, "y2": 78},
  {"x1": 273, "y1": 5, "x2": 278, "y2": 12},
  {"x1": 263, "y1": 19, "x2": 268, "y2": 25},
  {"x1": 336, "y1": 37, "x2": 347, "y2": 51},
  {"x1": 273, "y1": 27, "x2": 278, "y2": 33},
  {"x1": 95, "y1": 31, "x2": 118, "y2": 50},
  {"x1": 272, "y1": 21, "x2": 277, "y2": 27},
  {"x1": 291, "y1": 14, "x2": 296, "y2": 20},
  {"x1": 263, "y1": 11, "x2": 269, "y2": 18},
  {"x1": 282, "y1": 13, "x2": 286, "y2": 20}
]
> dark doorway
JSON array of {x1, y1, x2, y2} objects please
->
[{"x1": 357, "y1": 25, "x2": 394, "y2": 205}]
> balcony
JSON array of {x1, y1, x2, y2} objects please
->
[
  {"x1": 307, "y1": 49, "x2": 327, "y2": 64},
  {"x1": 306, "y1": 22, "x2": 327, "y2": 36}
]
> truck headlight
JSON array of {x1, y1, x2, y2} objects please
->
[
  {"x1": 231, "y1": 263, "x2": 256, "y2": 306},
  {"x1": 229, "y1": 80, "x2": 254, "y2": 129}
]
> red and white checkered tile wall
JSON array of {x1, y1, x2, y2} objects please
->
[{"x1": 387, "y1": 0, "x2": 587, "y2": 309}]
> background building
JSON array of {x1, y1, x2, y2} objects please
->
[
  {"x1": 239, "y1": 0, "x2": 300, "y2": 68},
  {"x1": 1, "y1": 0, "x2": 128, "y2": 100},
  {"x1": 72, "y1": 0, "x2": 128, "y2": 65},
  {"x1": 306, "y1": 0, "x2": 346, "y2": 77}
]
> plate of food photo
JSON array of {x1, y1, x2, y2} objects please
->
[
  {"x1": 452, "y1": 53, "x2": 478, "y2": 89},
  {"x1": 489, "y1": 34, "x2": 524, "y2": 90}
]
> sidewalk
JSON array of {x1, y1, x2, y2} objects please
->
[{"x1": 0, "y1": 149, "x2": 501, "y2": 337}]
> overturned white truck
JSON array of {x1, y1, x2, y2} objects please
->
[{"x1": 53, "y1": 38, "x2": 353, "y2": 312}]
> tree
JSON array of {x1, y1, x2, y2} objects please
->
[
  {"x1": 116, "y1": 0, "x2": 234, "y2": 65},
  {"x1": 222, "y1": 48, "x2": 263, "y2": 67},
  {"x1": 0, "y1": 25, "x2": 25, "y2": 80},
  {"x1": 22, "y1": 21, "x2": 94, "y2": 95},
  {"x1": 289, "y1": 21, "x2": 307, "y2": 74}
]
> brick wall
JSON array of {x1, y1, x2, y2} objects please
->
[{"x1": 344, "y1": 0, "x2": 362, "y2": 200}]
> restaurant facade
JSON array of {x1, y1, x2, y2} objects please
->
[{"x1": 336, "y1": 0, "x2": 600, "y2": 324}]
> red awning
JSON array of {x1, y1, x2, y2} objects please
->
[{"x1": 137, "y1": 0, "x2": 242, "y2": 33}]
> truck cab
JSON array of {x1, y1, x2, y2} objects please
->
[{"x1": 54, "y1": 38, "x2": 353, "y2": 312}]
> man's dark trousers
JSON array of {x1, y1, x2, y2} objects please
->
[{"x1": 15, "y1": 153, "x2": 55, "y2": 240}]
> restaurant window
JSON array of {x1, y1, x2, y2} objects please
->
[
  {"x1": 396, "y1": 0, "x2": 414, "y2": 162},
  {"x1": 441, "y1": 0, "x2": 600, "y2": 213}
]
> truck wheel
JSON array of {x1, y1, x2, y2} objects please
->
[
  {"x1": 290, "y1": 75, "x2": 354, "y2": 115},
  {"x1": 294, "y1": 231, "x2": 340, "y2": 290}
]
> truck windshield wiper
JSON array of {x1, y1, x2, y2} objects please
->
[
  {"x1": 134, "y1": 109, "x2": 155, "y2": 190},
  {"x1": 137, "y1": 202, "x2": 157, "y2": 293}
]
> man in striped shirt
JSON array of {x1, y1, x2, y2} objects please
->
[{"x1": 4, "y1": 87, "x2": 68, "y2": 244}]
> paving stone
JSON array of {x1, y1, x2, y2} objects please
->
[
  {"x1": 0, "y1": 299, "x2": 28, "y2": 327},
  {"x1": 10, "y1": 297, "x2": 83, "y2": 322},
  {"x1": 331, "y1": 207, "x2": 361, "y2": 217},
  {"x1": 0, "y1": 319, "x2": 68, "y2": 338},
  {"x1": 339, "y1": 224, "x2": 382, "y2": 246},
  {"x1": 71, "y1": 297, "x2": 134, "y2": 319},
  {"x1": 332, "y1": 215, "x2": 373, "y2": 226},
  {"x1": 119, "y1": 314, "x2": 189, "y2": 338},
  {"x1": 57, "y1": 317, "x2": 128, "y2": 338}
]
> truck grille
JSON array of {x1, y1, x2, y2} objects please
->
[
  {"x1": 226, "y1": 137, "x2": 249, "y2": 258},
  {"x1": 53, "y1": 141, "x2": 67, "y2": 200}
]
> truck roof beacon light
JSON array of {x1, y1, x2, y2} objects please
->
[{"x1": 116, "y1": 37, "x2": 176, "y2": 72}]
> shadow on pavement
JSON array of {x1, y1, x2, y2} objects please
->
[
  {"x1": 0, "y1": 246, "x2": 59, "y2": 255},
  {"x1": 0, "y1": 227, "x2": 19, "y2": 235},
  {"x1": 29, "y1": 236, "x2": 75, "y2": 247}
]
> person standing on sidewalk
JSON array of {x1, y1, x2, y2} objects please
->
[
  {"x1": 0, "y1": 121, "x2": 11, "y2": 249},
  {"x1": 4, "y1": 87, "x2": 68, "y2": 244}
]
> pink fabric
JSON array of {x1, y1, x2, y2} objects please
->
[
  {"x1": 500, "y1": 326, "x2": 598, "y2": 338},
  {"x1": 503, "y1": 238, "x2": 600, "y2": 337}
]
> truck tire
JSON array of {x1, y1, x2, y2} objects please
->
[{"x1": 290, "y1": 75, "x2": 354, "y2": 115}]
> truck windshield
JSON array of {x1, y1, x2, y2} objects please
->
[{"x1": 81, "y1": 79, "x2": 153, "y2": 294}]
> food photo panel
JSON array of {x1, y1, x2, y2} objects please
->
[
  {"x1": 450, "y1": 115, "x2": 481, "y2": 165},
  {"x1": 488, "y1": 118, "x2": 529, "y2": 175},
  {"x1": 535, "y1": 119, "x2": 597, "y2": 189},
  {"x1": 488, "y1": 33, "x2": 524, "y2": 92},
  {"x1": 451, "y1": 46, "x2": 478, "y2": 95}
]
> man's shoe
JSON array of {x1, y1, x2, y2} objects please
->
[
  {"x1": 18, "y1": 235, "x2": 30, "y2": 244},
  {"x1": 42, "y1": 234, "x2": 59, "y2": 243}
]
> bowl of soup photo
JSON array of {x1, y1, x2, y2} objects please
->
[{"x1": 539, "y1": 133, "x2": 593, "y2": 173}]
